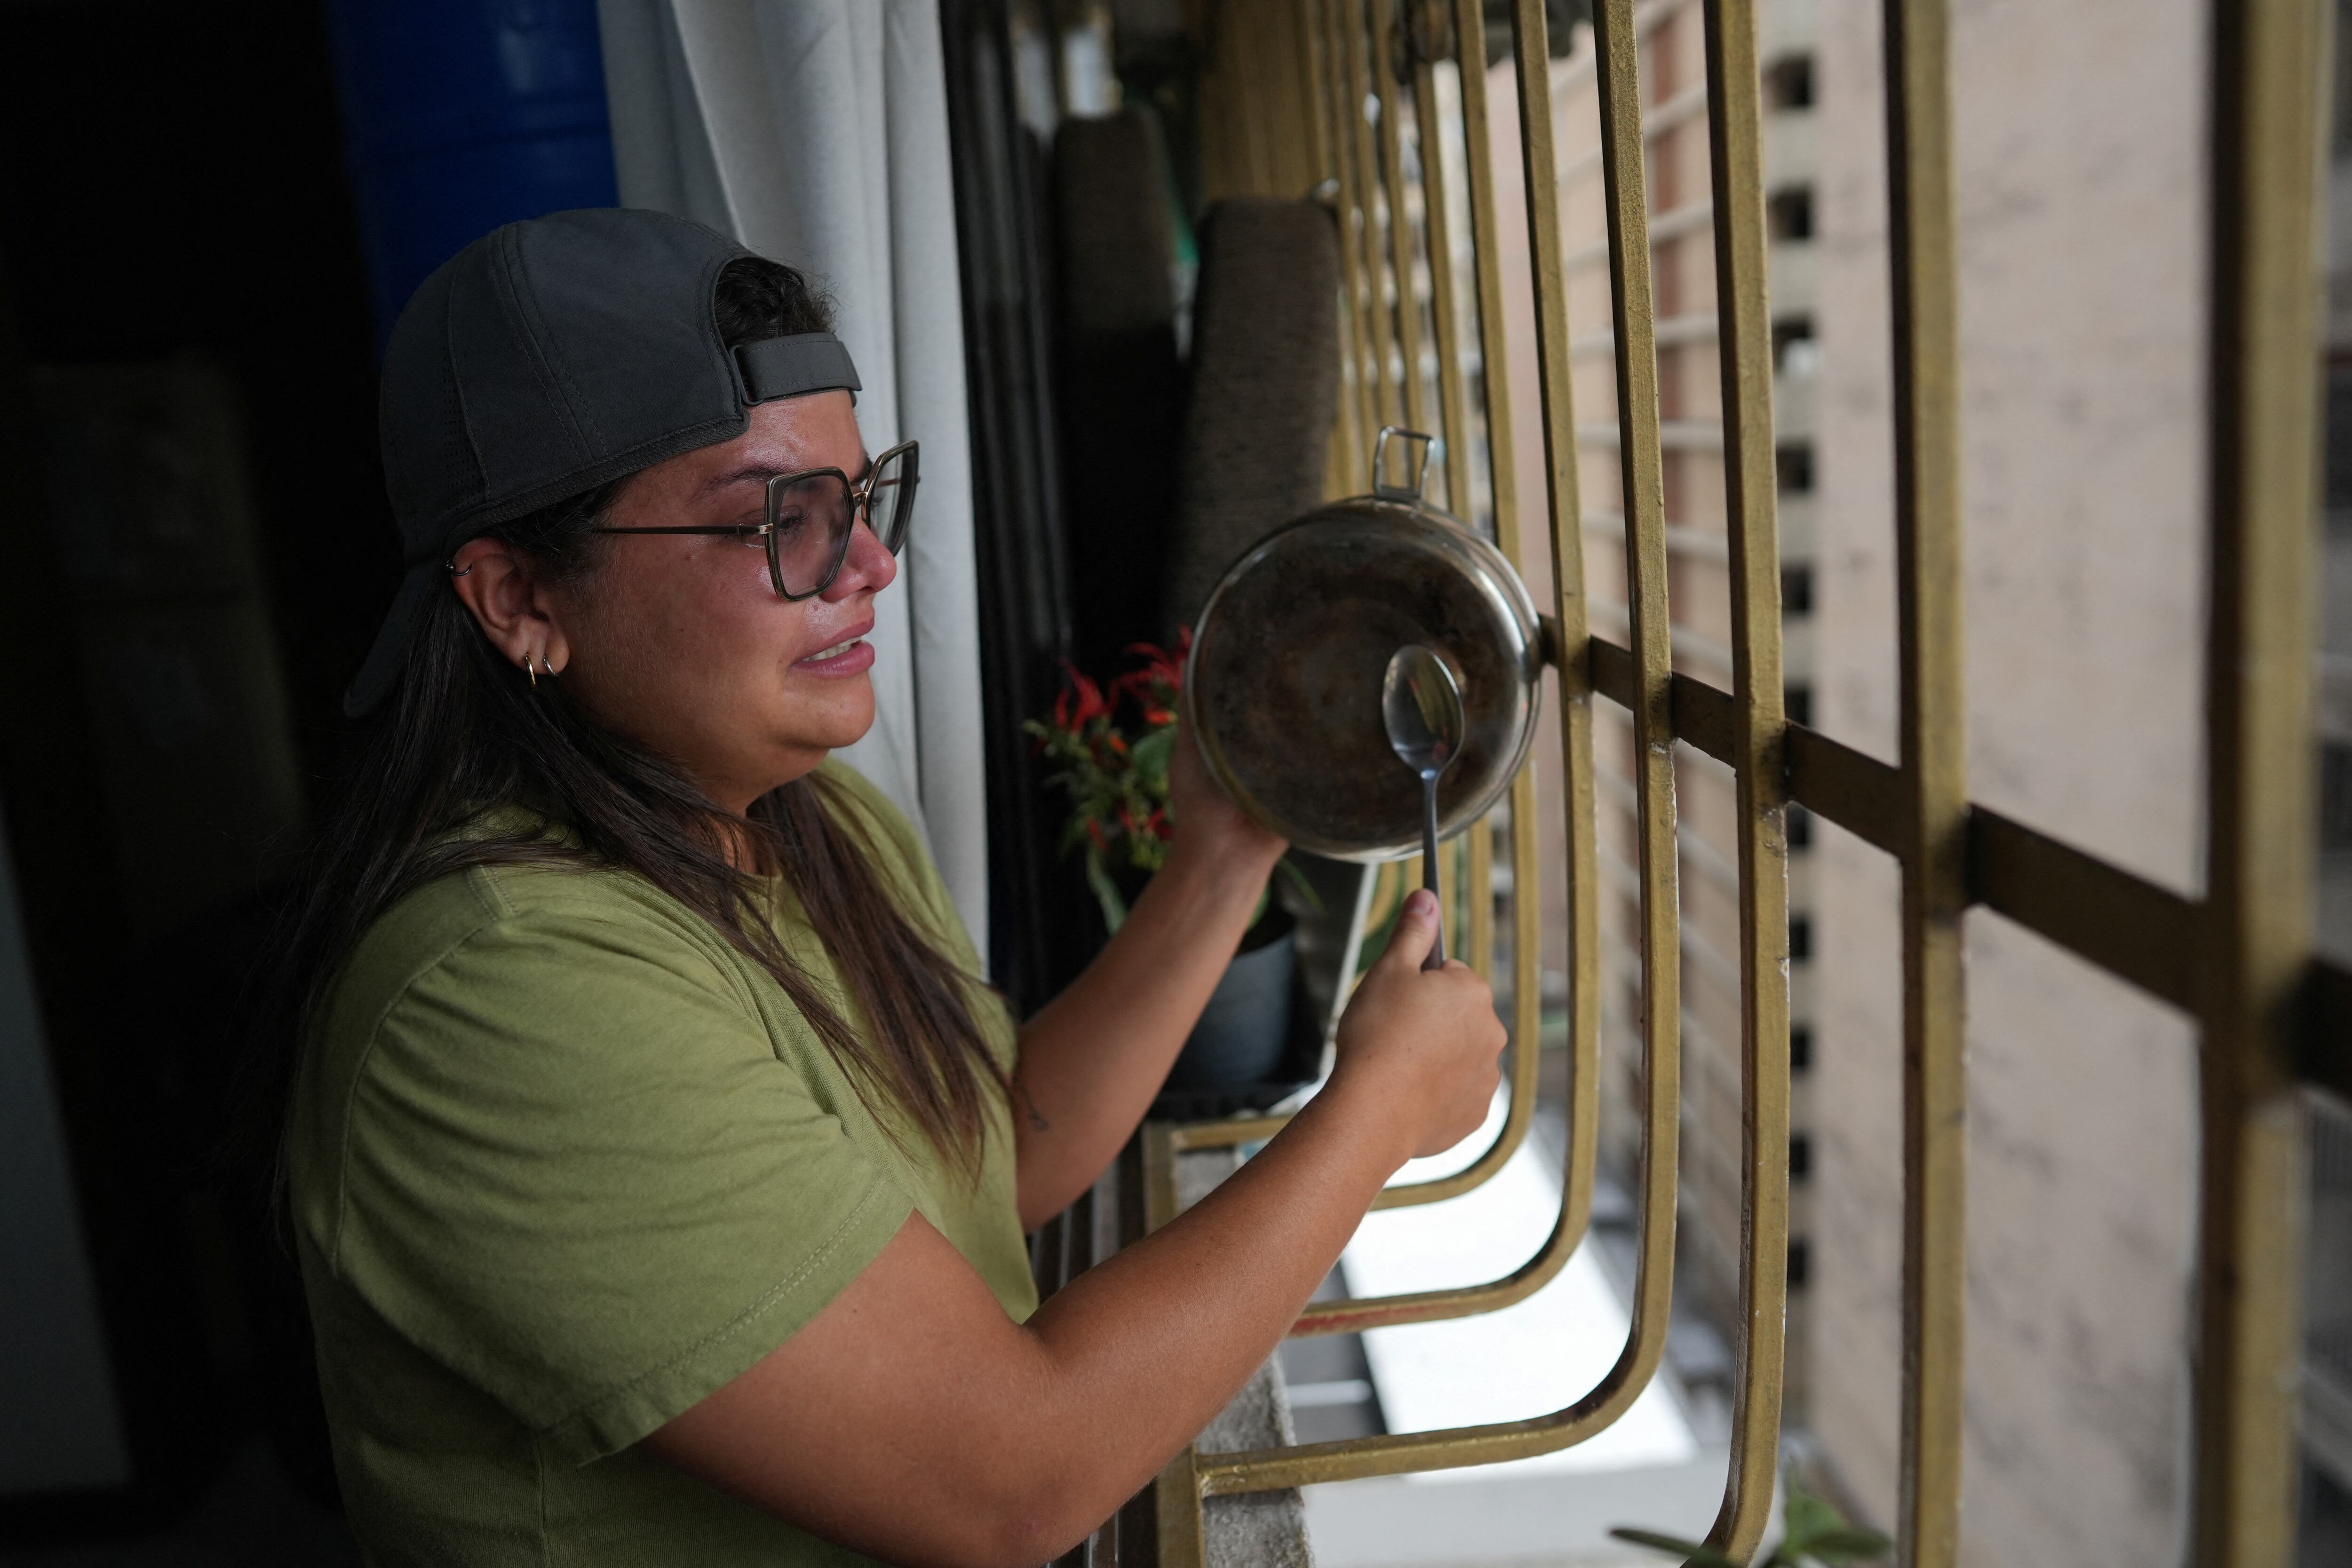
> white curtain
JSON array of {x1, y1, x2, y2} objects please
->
[{"x1": 597, "y1": 0, "x2": 990, "y2": 963}]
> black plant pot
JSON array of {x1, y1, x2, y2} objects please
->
[{"x1": 1163, "y1": 905, "x2": 1297, "y2": 1093}]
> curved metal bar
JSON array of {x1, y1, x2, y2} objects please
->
[
  {"x1": 1445, "y1": 0, "x2": 1549, "y2": 1219},
  {"x1": 1152, "y1": 0, "x2": 1609, "y2": 1352},
  {"x1": 1163, "y1": 0, "x2": 1568, "y2": 1278},
  {"x1": 1326, "y1": 0, "x2": 1613, "y2": 1273},
  {"x1": 1367, "y1": 0, "x2": 1469, "y2": 966},
  {"x1": 1372, "y1": 0, "x2": 1434, "y2": 440},
  {"x1": 1311, "y1": 0, "x2": 1382, "y2": 482},
  {"x1": 1197, "y1": 1260, "x2": 1673, "y2": 1489},
  {"x1": 1176, "y1": 2, "x2": 1675, "y2": 1497},
  {"x1": 1203, "y1": 0, "x2": 1679, "y2": 1489},
  {"x1": 1300, "y1": 0, "x2": 1557, "y2": 1237},
  {"x1": 1339, "y1": 0, "x2": 1404, "y2": 431},
  {"x1": 1501, "y1": 0, "x2": 1608, "y2": 1336},
  {"x1": 1410, "y1": 59, "x2": 1473, "y2": 524},
  {"x1": 1154, "y1": 887, "x2": 1544, "y2": 1229},
  {"x1": 1335, "y1": 0, "x2": 1547, "y2": 1214},
  {"x1": 1149, "y1": 1067, "x2": 1655, "y2": 1523},
  {"x1": 1293, "y1": 1132, "x2": 1583, "y2": 1334},
  {"x1": 1295, "y1": 0, "x2": 1367, "y2": 493},
  {"x1": 1589, "y1": 0, "x2": 1683, "y2": 1289},
  {"x1": 1216, "y1": 0, "x2": 1540, "y2": 1222},
  {"x1": 1694, "y1": 0, "x2": 1790, "y2": 1560},
  {"x1": 1409, "y1": 32, "x2": 1499, "y2": 985}
]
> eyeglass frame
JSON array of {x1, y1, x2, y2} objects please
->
[{"x1": 588, "y1": 438, "x2": 919, "y2": 602}]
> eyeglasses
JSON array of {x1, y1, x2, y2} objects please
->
[{"x1": 592, "y1": 439, "x2": 919, "y2": 601}]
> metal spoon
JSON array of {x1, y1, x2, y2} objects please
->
[{"x1": 1382, "y1": 643, "x2": 1465, "y2": 970}]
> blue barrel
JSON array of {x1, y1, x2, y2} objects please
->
[{"x1": 325, "y1": 0, "x2": 620, "y2": 347}]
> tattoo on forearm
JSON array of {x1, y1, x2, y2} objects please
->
[{"x1": 1015, "y1": 1077, "x2": 1051, "y2": 1132}]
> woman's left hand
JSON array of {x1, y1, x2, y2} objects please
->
[
  {"x1": 1165, "y1": 713, "x2": 1288, "y2": 884},
  {"x1": 1005, "y1": 708, "x2": 1291, "y2": 1228}
]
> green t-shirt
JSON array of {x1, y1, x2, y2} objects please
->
[{"x1": 289, "y1": 761, "x2": 1037, "y2": 1565}]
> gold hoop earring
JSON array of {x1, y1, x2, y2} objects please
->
[{"x1": 525, "y1": 654, "x2": 539, "y2": 690}]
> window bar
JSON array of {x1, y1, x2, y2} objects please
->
[
  {"x1": 1149, "y1": 0, "x2": 1614, "y2": 1355},
  {"x1": 1506, "y1": 0, "x2": 1607, "y2": 1318},
  {"x1": 1408, "y1": 18, "x2": 1502, "y2": 991},
  {"x1": 1203, "y1": 0, "x2": 1542, "y2": 1235},
  {"x1": 1147, "y1": 3, "x2": 2343, "y2": 1559},
  {"x1": 1320, "y1": 0, "x2": 1386, "y2": 468},
  {"x1": 1373, "y1": 0, "x2": 1435, "y2": 442},
  {"x1": 1242, "y1": 2, "x2": 1280, "y2": 198},
  {"x1": 1697, "y1": 0, "x2": 1790, "y2": 1558},
  {"x1": 1286, "y1": 0, "x2": 1595, "y2": 1251},
  {"x1": 1298, "y1": 0, "x2": 1370, "y2": 497},
  {"x1": 1148, "y1": 3, "x2": 1660, "y2": 1517},
  {"x1": 1367, "y1": 0, "x2": 1464, "y2": 960},
  {"x1": 1263, "y1": 0, "x2": 1554, "y2": 1242},
  {"x1": 1883, "y1": 0, "x2": 1968, "y2": 1562},
  {"x1": 1450, "y1": 0, "x2": 1549, "y2": 1239},
  {"x1": 1340, "y1": 0, "x2": 1405, "y2": 431},
  {"x1": 1151, "y1": 1438, "x2": 1203, "y2": 1568},
  {"x1": 1265, "y1": 0, "x2": 1318, "y2": 201},
  {"x1": 1411, "y1": 36, "x2": 1474, "y2": 525},
  {"x1": 1590, "y1": 0, "x2": 1687, "y2": 1442},
  {"x1": 1224, "y1": 6, "x2": 1257, "y2": 187},
  {"x1": 1148, "y1": 0, "x2": 1552, "y2": 1241},
  {"x1": 2195, "y1": 0, "x2": 2324, "y2": 1559}
]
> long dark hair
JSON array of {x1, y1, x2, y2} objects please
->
[{"x1": 270, "y1": 257, "x2": 1007, "y2": 1180}]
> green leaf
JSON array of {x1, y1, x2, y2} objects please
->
[
  {"x1": 1130, "y1": 723, "x2": 1177, "y2": 779},
  {"x1": 1605, "y1": 1528, "x2": 1740, "y2": 1568},
  {"x1": 1779, "y1": 1488, "x2": 1844, "y2": 1552},
  {"x1": 1789, "y1": 1528, "x2": 1892, "y2": 1565},
  {"x1": 1777, "y1": 1484, "x2": 1888, "y2": 1565}
]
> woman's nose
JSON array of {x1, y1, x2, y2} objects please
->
[{"x1": 822, "y1": 513, "x2": 898, "y2": 601}]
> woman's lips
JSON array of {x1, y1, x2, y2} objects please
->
[{"x1": 793, "y1": 634, "x2": 874, "y2": 677}]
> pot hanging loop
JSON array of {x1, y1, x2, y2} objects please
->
[{"x1": 1372, "y1": 426, "x2": 1444, "y2": 502}]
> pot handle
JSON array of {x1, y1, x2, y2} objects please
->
[{"x1": 1372, "y1": 426, "x2": 1444, "y2": 502}]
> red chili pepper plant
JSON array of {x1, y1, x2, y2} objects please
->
[{"x1": 1025, "y1": 633, "x2": 1191, "y2": 935}]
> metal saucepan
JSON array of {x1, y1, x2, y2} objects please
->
[{"x1": 1185, "y1": 428, "x2": 1545, "y2": 863}]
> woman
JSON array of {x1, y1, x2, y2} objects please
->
[{"x1": 283, "y1": 208, "x2": 1505, "y2": 1568}]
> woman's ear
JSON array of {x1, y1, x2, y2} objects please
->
[{"x1": 448, "y1": 538, "x2": 573, "y2": 676}]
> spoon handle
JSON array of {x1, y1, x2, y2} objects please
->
[{"x1": 1421, "y1": 773, "x2": 1445, "y2": 970}]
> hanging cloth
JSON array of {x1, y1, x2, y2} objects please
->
[{"x1": 597, "y1": 0, "x2": 990, "y2": 963}]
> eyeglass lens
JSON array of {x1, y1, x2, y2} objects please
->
[
  {"x1": 866, "y1": 443, "x2": 917, "y2": 557},
  {"x1": 764, "y1": 445, "x2": 918, "y2": 598}
]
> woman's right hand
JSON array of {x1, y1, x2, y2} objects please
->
[{"x1": 1327, "y1": 889, "x2": 1509, "y2": 1164}]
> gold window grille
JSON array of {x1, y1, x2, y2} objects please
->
[{"x1": 1113, "y1": 2, "x2": 2346, "y2": 1564}]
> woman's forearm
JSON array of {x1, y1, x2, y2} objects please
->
[
  {"x1": 1010, "y1": 843, "x2": 1275, "y2": 1228},
  {"x1": 648, "y1": 895, "x2": 1501, "y2": 1568},
  {"x1": 990, "y1": 1077, "x2": 1405, "y2": 1550},
  {"x1": 654, "y1": 1072, "x2": 1416, "y2": 1568}
]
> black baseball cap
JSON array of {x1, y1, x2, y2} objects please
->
[{"x1": 344, "y1": 206, "x2": 862, "y2": 716}]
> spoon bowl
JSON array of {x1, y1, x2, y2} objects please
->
[
  {"x1": 1382, "y1": 644, "x2": 1465, "y2": 968},
  {"x1": 1383, "y1": 644, "x2": 1465, "y2": 776}
]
